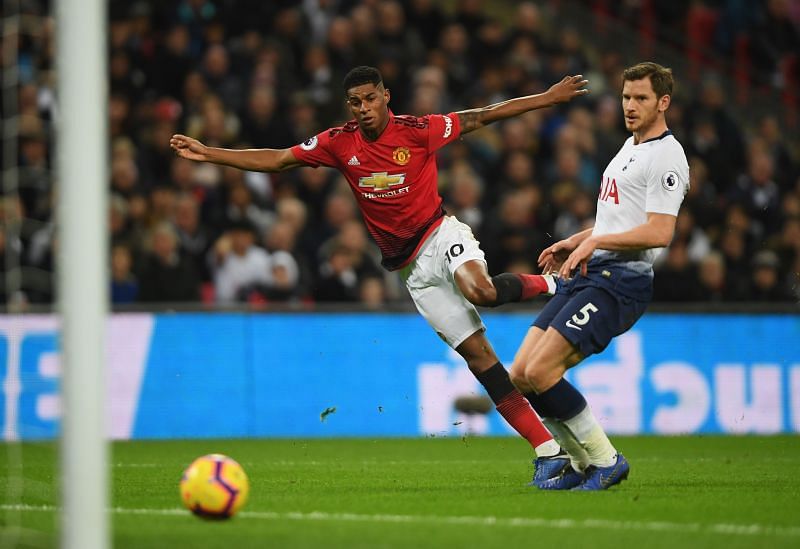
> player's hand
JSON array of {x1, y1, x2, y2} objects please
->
[
  {"x1": 170, "y1": 134, "x2": 209, "y2": 162},
  {"x1": 558, "y1": 237, "x2": 597, "y2": 279},
  {"x1": 538, "y1": 239, "x2": 577, "y2": 274},
  {"x1": 547, "y1": 75, "x2": 589, "y2": 104}
]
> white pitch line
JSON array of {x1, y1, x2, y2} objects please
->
[
  {"x1": 110, "y1": 457, "x2": 800, "y2": 468},
  {"x1": 2, "y1": 504, "x2": 799, "y2": 538},
  {"x1": 111, "y1": 459, "x2": 524, "y2": 468}
]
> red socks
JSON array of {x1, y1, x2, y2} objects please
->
[
  {"x1": 516, "y1": 274, "x2": 550, "y2": 300},
  {"x1": 495, "y1": 391, "x2": 554, "y2": 449}
]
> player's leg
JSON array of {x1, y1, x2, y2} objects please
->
[
  {"x1": 453, "y1": 329, "x2": 560, "y2": 459},
  {"x1": 399, "y1": 223, "x2": 561, "y2": 463},
  {"x1": 434, "y1": 216, "x2": 553, "y2": 307},
  {"x1": 454, "y1": 259, "x2": 556, "y2": 307},
  {"x1": 512, "y1": 324, "x2": 591, "y2": 479},
  {"x1": 514, "y1": 326, "x2": 629, "y2": 490},
  {"x1": 405, "y1": 277, "x2": 560, "y2": 459},
  {"x1": 510, "y1": 286, "x2": 636, "y2": 490}
]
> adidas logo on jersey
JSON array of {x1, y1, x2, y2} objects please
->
[{"x1": 348, "y1": 156, "x2": 360, "y2": 166}]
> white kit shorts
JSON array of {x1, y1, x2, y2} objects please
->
[{"x1": 399, "y1": 216, "x2": 486, "y2": 348}]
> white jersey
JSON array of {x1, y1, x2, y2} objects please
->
[{"x1": 592, "y1": 130, "x2": 689, "y2": 273}]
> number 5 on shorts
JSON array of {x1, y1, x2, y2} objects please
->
[{"x1": 565, "y1": 303, "x2": 598, "y2": 331}]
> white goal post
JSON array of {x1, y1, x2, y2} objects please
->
[{"x1": 56, "y1": 0, "x2": 109, "y2": 547}]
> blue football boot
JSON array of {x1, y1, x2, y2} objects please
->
[
  {"x1": 536, "y1": 464, "x2": 586, "y2": 490},
  {"x1": 571, "y1": 453, "x2": 630, "y2": 491},
  {"x1": 528, "y1": 450, "x2": 570, "y2": 488}
]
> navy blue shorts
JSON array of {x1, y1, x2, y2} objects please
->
[{"x1": 533, "y1": 276, "x2": 649, "y2": 358}]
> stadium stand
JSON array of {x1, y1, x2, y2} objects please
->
[{"x1": 2, "y1": 0, "x2": 799, "y2": 308}]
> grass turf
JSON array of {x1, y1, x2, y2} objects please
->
[{"x1": 1, "y1": 436, "x2": 799, "y2": 548}]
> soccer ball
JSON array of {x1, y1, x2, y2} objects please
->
[{"x1": 180, "y1": 454, "x2": 250, "y2": 519}]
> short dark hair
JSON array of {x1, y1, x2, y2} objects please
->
[
  {"x1": 343, "y1": 66, "x2": 383, "y2": 94},
  {"x1": 623, "y1": 62, "x2": 674, "y2": 98},
  {"x1": 227, "y1": 219, "x2": 256, "y2": 234}
]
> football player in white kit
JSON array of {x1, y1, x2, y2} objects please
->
[{"x1": 511, "y1": 62, "x2": 689, "y2": 490}]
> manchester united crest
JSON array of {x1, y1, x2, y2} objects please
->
[{"x1": 392, "y1": 147, "x2": 411, "y2": 165}]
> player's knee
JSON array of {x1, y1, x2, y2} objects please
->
[
  {"x1": 461, "y1": 280, "x2": 497, "y2": 307},
  {"x1": 508, "y1": 361, "x2": 529, "y2": 390},
  {"x1": 512, "y1": 354, "x2": 557, "y2": 394},
  {"x1": 527, "y1": 361, "x2": 562, "y2": 393},
  {"x1": 525, "y1": 368, "x2": 551, "y2": 393}
]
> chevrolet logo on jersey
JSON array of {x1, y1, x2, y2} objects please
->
[{"x1": 358, "y1": 172, "x2": 406, "y2": 190}]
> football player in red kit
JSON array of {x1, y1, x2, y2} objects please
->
[{"x1": 171, "y1": 66, "x2": 589, "y2": 487}]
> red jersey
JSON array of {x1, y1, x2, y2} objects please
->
[{"x1": 291, "y1": 111, "x2": 461, "y2": 270}]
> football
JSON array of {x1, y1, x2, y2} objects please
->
[{"x1": 180, "y1": 454, "x2": 250, "y2": 519}]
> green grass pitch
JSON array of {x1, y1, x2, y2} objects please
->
[{"x1": 1, "y1": 436, "x2": 799, "y2": 548}]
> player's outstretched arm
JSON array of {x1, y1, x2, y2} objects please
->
[
  {"x1": 169, "y1": 134, "x2": 303, "y2": 172},
  {"x1": 456, "y1": 75, "x2": 589, "y2": 134}
]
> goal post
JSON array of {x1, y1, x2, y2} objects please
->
[{"x1": 56, "y1": 0, "x2": 109, "y2": 547}]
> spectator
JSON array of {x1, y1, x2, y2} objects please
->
[
  {"x1": 594, "y1": 95, "x2": 627, "y2": 164},
  {"x1": 672, "y1": 209, "x2": 712, "y2": 264},
  {"x1": 683, "y1": 156, "x2": 723, "y2": 232},
  {"x1": 481, "y1": 188, "x2": 547, "y2": 274},
  {"x1": 138, "y1": 222, "x2": 200, "y2": 302},
  {"x1": 211, "y1": 220, "x2": 271, "y2": 303},
  {"x1": 768, "y1": 217, "x2": 800, "y2": 281},
  {"x1": 653, "y1": 241, "x2": 701, "y2": 302},
  {"x1": 750, "y1": 0, "x2": 800, "y2": 86},
  {"x1": 223, "y1": 180, "x2": 275, "y2": 235},
  {"x1": 148, "y1": 184, "x2": 178, "y2": 227},
  {"x1": 405, "y1": 0, "x2": 446, "y2": 50},
  {"x1": 264, "y1": 219, "x2": 311, "y2": 299},
  {"x1": 111, "y1": 244, "x2": 139, "y2": 304},
  {"x1": 757, "y1": 114, "x2": 795, "y2": 191},
  {"x1": 174, "y1": 193, "x2": 213, "y2": 280},
  {"x1": 265, "y1": 250, "x2": 301, "y2": 301},
  {"x1": 443, "y1": 163, "x2": 484, "y2": 233},
  {"x1": 749, "y1": 250, "x2": 793, "y2": 301},
  {"x1": 318, "y1": 219, "x2": 382, "y2": 282},
  {"x1": 110, "y1": 194, "x2": 133, "y2": 248},
  {"x1": 141, "y1": 117, "x2": 181, "y2": 185},
  {"x1": 552, "y1": 189, "x2": 594, "y2": 241},
  {"x1": 202, "y1": 44, "x2": 245, "y2": 113},
  {"x1": 718, "y1": 228, "x2": 751, "y2": 296},
  {"x1": 111, "y1": 155, "x2": 141, "y2": 197},
  {"x1": 6, "y1": 0, "x2": 800, "y2": 308},
  {"x1": 151, "y1": 24, "x2": 193, "y2": 99},
  {"x1": 18, "y1": 123, "x2": 50, "y2": 223},
  {"x1": 314, "y1": 244, "x2": 360, "y2": 302},
  {"x1": 697, "y1": 251, "x2": 734, "y2": 302},
  {"x1": 359, "y1": 276, "x2": 387, "y2": 310},
  {"x1": 728, "y1": 144, "x2": 782, "y2": 236},
  {"x1": 239, "y1": 87, "x2": 294, "y2": 149}
]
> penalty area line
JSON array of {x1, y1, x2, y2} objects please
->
[{"x1": 2, "y1": 504, "x2": 799, "y2": 538}]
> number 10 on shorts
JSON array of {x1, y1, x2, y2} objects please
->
[{"x1": 565, "y1": 303, "x2": 598, "y2": 331}]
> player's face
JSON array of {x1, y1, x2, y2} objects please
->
[
  {"x1": 621, "y1": 78, "x2": 665, "y2": 134},
  {"x1": 346, "y1": 83, "x2": 390, "y2": 133}
]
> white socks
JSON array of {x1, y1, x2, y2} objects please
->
[
  {"x1": 561, "y1": 405, "x2": 618, "y2": 468},
  {"x1": 534, "y1": 438, "x2": 562, "y2": 458},
  {"x1": 543, "y1": 418, "x2": 591, "y2": 472},
  {"x1": 542, "y1": 273, "x2": 558, "y2": 295}
]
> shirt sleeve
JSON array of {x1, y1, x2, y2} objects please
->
[
  {"x1": 645, "y1": 145, "x2": 690, "y2": 216},
  {"x1": 290, "y1": 129, "x2": 338, "y2": 168},
  {"x1": 425, "y1": 113, "x2": 461, "y2": 153}
]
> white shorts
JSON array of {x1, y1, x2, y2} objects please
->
[{"x1": 399, "y1": 216, "x2": 486, "y2": 348}]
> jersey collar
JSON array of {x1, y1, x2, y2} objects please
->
[{"x1": 640, "y1": 129, "x2": 672, "y2": 144}]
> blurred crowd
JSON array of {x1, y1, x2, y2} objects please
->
[{"x1": 2, "y1": 0, "x2": 799, "y2": 308}]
